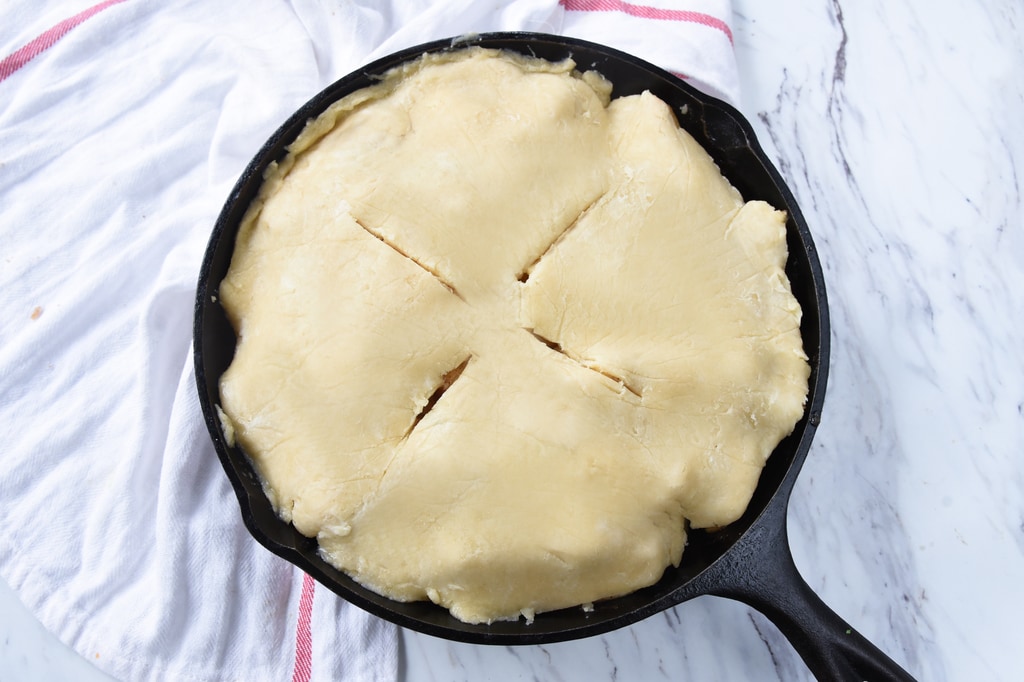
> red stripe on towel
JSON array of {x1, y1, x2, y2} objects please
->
[
  {"x1": 0, "y1": 0, "x2": 129, "y2": 84},
  {"x1": 560, "y1": 0, "x2": 733, "y2": 44},
  {"x1": 291, "y1": 573, "x2": 316, "y2": 682}
]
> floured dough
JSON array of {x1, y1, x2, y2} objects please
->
[{"x1": 218, "y1": 48, "x2": 809, "y2": 625}]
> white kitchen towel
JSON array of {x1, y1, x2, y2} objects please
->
[{"x1": 0, "y1": 2, "x2": 737, "y2": 681}]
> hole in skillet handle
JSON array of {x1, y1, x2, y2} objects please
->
[{"x1": 193, "y1": 31, "x2": 905, "y2": 676}]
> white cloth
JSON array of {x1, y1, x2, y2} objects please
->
[{"x1": 0, "y1": 1, "x2": 737, "y2": 680}]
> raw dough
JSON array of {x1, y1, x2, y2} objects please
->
[{"x1": 218, "y1": 48, "x2": 809, "y2": 624}]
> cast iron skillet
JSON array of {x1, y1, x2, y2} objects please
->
[{"x1": 194, "y1": 33, "x2": 916, "y2": 681}]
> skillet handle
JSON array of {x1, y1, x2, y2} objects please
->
[{"x1": 708, "y1": 519, "x2": 917, "y2": 681}]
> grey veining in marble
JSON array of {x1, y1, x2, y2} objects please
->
[{"x1": 733, "y1": 1, "x2": 1023, "y2": 680}]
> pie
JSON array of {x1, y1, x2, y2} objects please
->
[{"x1": 217, "y1": 47, "x2": 810, "y2": 624}]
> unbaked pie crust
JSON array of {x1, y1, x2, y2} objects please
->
[{"x1": 218, "y1": 48, "x2": 809, "y2": 624}]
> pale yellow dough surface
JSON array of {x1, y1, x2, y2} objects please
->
[{"x1": 218, "y1": 48, "x2": 810, "y2": 625}]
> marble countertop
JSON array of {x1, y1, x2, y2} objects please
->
[{"x1": 3, "y1": 1, "x2": 1021, "y2": 680}]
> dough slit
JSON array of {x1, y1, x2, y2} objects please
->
[
  {"x1": 403, "y1": 355, "x2": 472, "y2": 439},
  {"x1": 350, "y1": 214, "x2": 464, "y2": 300},
  {"x1": 523, "y1": 328, "x2": 641, "y2": 399},
  {"x1": 516, "y1": 189, "x2": 609, "y2": 283}
]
